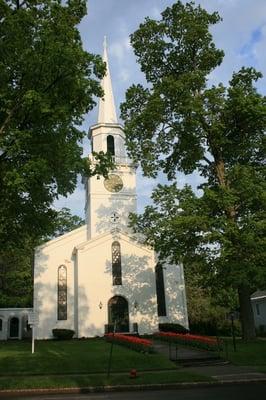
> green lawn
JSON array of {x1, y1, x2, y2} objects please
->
[
  {"x1": 0, "y1": 338, "x2": 174, "y2": 376},
  {"x1": 1, "y1": 337, "x2": 265, "y2": 391},
  {"x1": 220, "y1": 338, "x2": 266, "y2": 366},
  {"x1": 0, "y1": 339, "x2": 211, "y2": 390}
]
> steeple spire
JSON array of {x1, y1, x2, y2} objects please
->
[{"x1": 98, "y1": 37, "x2": 118, "y2": 124}]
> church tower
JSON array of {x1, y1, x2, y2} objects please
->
[
  {"x1": 85, "y1": 38, "x2": 137, "y2": 239},
  {"x1": 32, "y1": 38, "x2": 188, "y2": 342}
]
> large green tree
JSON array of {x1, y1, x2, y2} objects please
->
[
  {"x1": 121, "y1": 1, "x2": 266, "y2": 340},
  {"x1": 0, "y1": 207, "x2": 84, "y2": 307},
  {"x1": 0, "y1": 0, "x2": 111, "y2": 249}
]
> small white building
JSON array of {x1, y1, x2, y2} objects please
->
[
  {"x1": 0, "y1": 309, "x2": 32, "y2": 340},
  {"x1": 251, "y1": 291, "x2": 266, "y2": 334},
  {"x1": 0, "y1": 40, "x2": 188, "y2": 340}
]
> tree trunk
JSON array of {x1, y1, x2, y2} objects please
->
[
  {"x1": 215, "y1": 159, "x2": 226, "y2": 187},
  {"x1": 238, "y1": 285, "x2": 256, "y2": 341}
]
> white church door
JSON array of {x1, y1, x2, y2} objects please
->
[{"x1": 108, "y1": 296, "x2": 129, "y2": 333}]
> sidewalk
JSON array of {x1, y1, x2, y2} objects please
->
[{"x1": 182, "y1": 364, "x2": 266, "y2": 381}]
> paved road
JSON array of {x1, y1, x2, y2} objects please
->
[{"x1": 11, "y1": 383, "x2": 266, "y2": 400}]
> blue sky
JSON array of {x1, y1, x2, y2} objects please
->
[{"x1": 54, "y1": 0, "x2": 266, "y2": 218}]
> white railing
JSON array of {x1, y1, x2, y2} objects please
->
[{"x1": 89, "y1": 154, "x2": 135, "y2": 166}]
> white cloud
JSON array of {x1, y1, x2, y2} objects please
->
[
  {"x1": 195, "y1": 0, "x2": 266, "y2": 91},
  {"x1": 109, "y1": 37, "x2": 131, "y2": 62},
  {"x1": 120, "y1": 68, "x2": 130, "y2": 82},
  {"x1": 252, "y1": 24, "x2": 266, "y2": 77},
  {"x1": 150, "y1": 6, "x2": 161, "y2": 19}
]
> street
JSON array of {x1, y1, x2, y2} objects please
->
[{"x1": 9, "y1": 383, "x2": 266, "y2": 400}]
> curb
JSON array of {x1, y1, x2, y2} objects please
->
[{"x1": 1, "y1": 378, "x2": 266, "y2": 397}]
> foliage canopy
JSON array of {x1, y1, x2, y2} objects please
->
[
  {"x1": 0, "y1": 0, "x2": 111, "y2": 249},
  {"x1": 121, "y1": 1, "x2": 266, "y2": 339}
]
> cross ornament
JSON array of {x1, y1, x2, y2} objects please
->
[{"x1": 110, "y1": 212, "x2": 120, "y2": 224}]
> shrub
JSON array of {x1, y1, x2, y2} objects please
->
[
  {"x1": 256, "y1": 325, "x2": 266, "y2": 337},
  {"x1": 159, "y1": 323, "x2": 189, "y2": 334},
  {"x1": 189, "y1": 319, "x2": 242, "y2": 337},
  {"x1": 104, "y1": 324, "x2": 115, "y2": 333},
  {"x1": 52, "y1": 328, "x2": 75, "y2": 340}
]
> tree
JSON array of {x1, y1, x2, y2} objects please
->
[
  {"x1": 121, "y1": 1, "x2": 266, "y2": 340},
  {"x1": 48, "y1": 207, "x2": 84, "y2": 239},
  {"x1": 0, "y1": 207, "x2": 84, "y2": 307},
  {"x1": 183, "y1": 259, "x2": 240, "y2": 336},
  {"x1": 0, "y1": 0, "x2": 112, "y2": 250}
]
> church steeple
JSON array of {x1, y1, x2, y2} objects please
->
[
  {"x1": 89, "y1": 37, "x2": 125, "y2": 156},
  {"x1": 98, "y1": 36, "x2": 117, "y2": 124},
  {"x1": 86, "y1": 38, "x2": 137, "y2": 240}
]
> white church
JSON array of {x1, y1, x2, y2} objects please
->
[{"x1": 0, "y1": 41, "x2": 188, "y2": 340}]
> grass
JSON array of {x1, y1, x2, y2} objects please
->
[
  {"x1": 0, "y1": 338, "x2": 211, "y2": 390},
  {"x1": 0, "y1": 371, "x2": 211, "y2": 390},
  {"x1": 0, "y1": 338, "x2": 174, "y2": 376},
  {"x1": 220, "y1": 338, "x2": 266, "y2": 366},
  {"x1": 1, "y1": 337, "x2": 266, "y2": 390}
]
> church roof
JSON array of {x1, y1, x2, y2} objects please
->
[
  {"x1": 97, "y1": 37, "x2": 118, "y2": 124},
  {"x1": 74, "y1": 229, "x2": 154, "y2": 254},
  {"x1": 35, "y1": 224, "x2": 87, "y2": 251}
]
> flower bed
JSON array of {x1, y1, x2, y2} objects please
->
[
  {"x1": 154, "y1": 332, "x2": 223, "y2": 351},
  {"x1": 105, "y1": 333, "x2": 154, "y2": 353}
]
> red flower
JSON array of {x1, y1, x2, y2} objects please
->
[{"x1": 105, "y1": 333, "x2": 153, "y2": 353}]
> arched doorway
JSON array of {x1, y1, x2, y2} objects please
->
[
  {"x1": 9, "y1": 317, "x2": 19, "y2": 338},
  {"x1": 108, "y1": 296, "x2": 129, "y2": 332}
]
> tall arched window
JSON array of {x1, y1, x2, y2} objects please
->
[
  {"x1": 112, "y1": 241, "x2": 122, "y2": 285},
  {"x1": 155, "y1": 264, "x2": 166, "y2": 316},
  {"x1": 107, "y1": 135, "x2": 115, "y2": 156},
  {"x1": 58, "y1": 265, "x2": 67, "y2": 320}
]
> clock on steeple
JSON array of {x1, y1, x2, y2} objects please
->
[{"x1": 104, "y1": 174, "x2": 123, "y2": 192}]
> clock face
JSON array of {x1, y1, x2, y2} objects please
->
[{"x1": 104, "y1": 174, "x2": 123, "y2": 192}]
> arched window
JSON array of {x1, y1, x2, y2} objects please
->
[
  {"x1": 112, "y1": 241, "x2": 122, "y2": 285},
  {"x1": 58, "y1": 265, "x2": 67, "y2": 320},
  {"x1": 107, "y1": 135, "x2": 115, "y2": 156},
  {"x1": 155, "y1": 264, "x2": 167, "y2": 316}
]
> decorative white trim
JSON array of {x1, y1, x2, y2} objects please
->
[{"x1": 251, "y1": 295, "x2": 266, "y2": 301}]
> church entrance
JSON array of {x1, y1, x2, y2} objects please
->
[
  {"x1": 9, "y1": 317, "x2": 19, "y2": 338},
  {"x1": 108, "y1": 296, "x2": 129, "y2": 332}
]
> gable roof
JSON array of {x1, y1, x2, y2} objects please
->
[
  {"x1": 251, "y1": 290, "x2": 266, "y2": 300},
  {"x1": 35, "y1": 224, "x2": 86, "y2": 251},
  {"x1": 74, "y1": 228, "x2": 153, "y2": 255}
]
